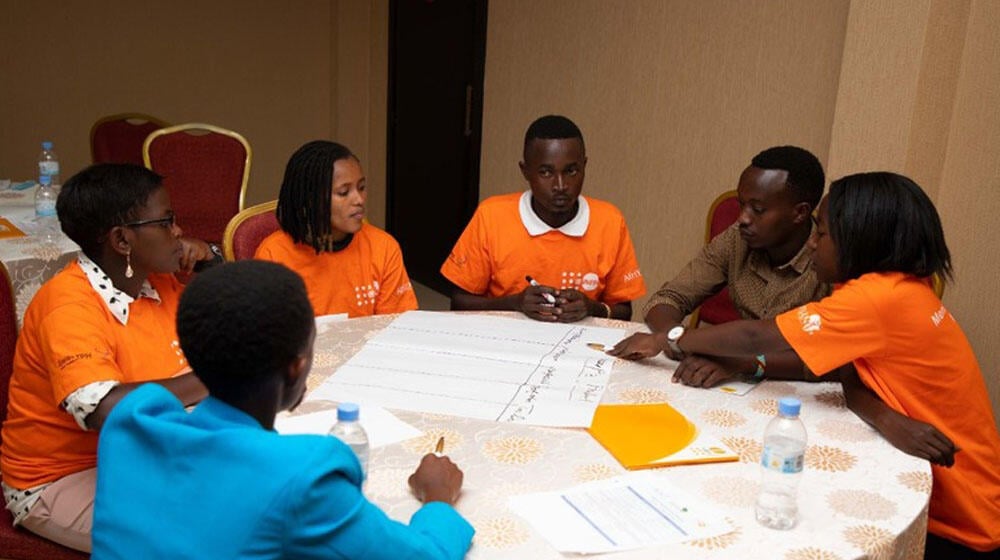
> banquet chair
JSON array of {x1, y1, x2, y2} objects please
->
[
  {"x1": 222, "y1": 200, "x2": 279, "y2": 261},
  {"x1": 688, "y1": 190, "x2": 741, "y2": 328},
  {"x1": 90, "y1": 113, "x2": 168, "y2": 165},
  {"x1": 143, "y1": 123, "x2": 252, "y2": 245},
  {"x1": 0, "y1": 266, "x2": 88, "y2": 560}
]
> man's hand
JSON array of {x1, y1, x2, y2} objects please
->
[
  {"x1": 876, "y1": 411, "x2": 959, "y2": 467},
  {"x1": 517, "y1": 284, "x2": 559, "y2": 321},
  {"x1": 178, "y1": 238, "x2": 213, "y2": 273},
  {"x1": 672, "y1": 355, "x2": 745, "y2": 388},
  {"x1": 607, "y1": 332, "x2": 668, "y2": 361},
  {"x1": 408, "y1": 453, "x2": 465, "y2": 505},
  {"x1": 554, "y1": 288, "x2": 591, "y2": 323}
]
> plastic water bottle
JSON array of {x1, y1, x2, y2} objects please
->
[
  {"x1": 34, "y1": 175, "x2": 58, "y2": 240},
  {"x1": 38, "y1": 141, "x2": 60, "y2": 187},
  {"x1": 755, "y1": 397, "x2": 807, "y2": 529},
  {"x1": 329, "y1": 403, "x2": 370, "y2": 478}
]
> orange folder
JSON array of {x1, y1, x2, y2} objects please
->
[
  {"x1": 0, "y1": 218, "x2": 26, "y2": 239},
  {"x1": 588, "y1": 402, "x2": 738, "y2": 470}
]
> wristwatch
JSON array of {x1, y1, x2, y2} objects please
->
[
  {"x1": 208, "y1": 243, "x2": 224, "y2": 261},
  {"x1": 666, "y1": 326, "x2": 685, "y2": 355}
]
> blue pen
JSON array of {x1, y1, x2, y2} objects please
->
[{"x1": 525, "y1": 275, "x2": 557, "y2": 304}]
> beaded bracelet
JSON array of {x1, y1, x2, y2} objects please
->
[{"x1": 753, "y1": 354, "x2": 767, "y2": 380}]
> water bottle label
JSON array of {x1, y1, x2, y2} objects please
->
[
  {"x1": 761, "y1": 446, "x2": 804, "y2": 474},
  {"x1": 40, "y1": 161, "x2": 60, "y2": 176},
  {"x1": 36, "y1": 201, "x2": 57, "y2": 217}
]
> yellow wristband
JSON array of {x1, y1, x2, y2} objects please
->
[{"x1": 599, "y1": 302, "x2": 611, "y2": 318}]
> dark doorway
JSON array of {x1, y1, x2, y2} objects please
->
[{"x1": 387, "y1": 0, "x2": 488, "y2": 295}]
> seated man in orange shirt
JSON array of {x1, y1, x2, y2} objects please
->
[
  {"x1": 671, "y1": 172, "x2": 1000, "y2": 555},
  {"x1": 441, "y1": 115, "x2": 645, "y2": 322},
  {"x1": 256, "y1": 140, "x2": 418, "y2": 318},
  {"x1": 1, "y1": 164, "x2": 213, "y2": 552}
]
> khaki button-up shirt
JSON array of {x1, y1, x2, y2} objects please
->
[{"x1": 644, "y1": 223, "x2": 830, "y2": 320}]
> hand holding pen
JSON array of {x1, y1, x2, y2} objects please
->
[
  {"x1": 521, "y1": 275, "x2": 560, "y2": 322},
  {"x1": 409, "y1": 436, "x2": 465, "y2": 505}
]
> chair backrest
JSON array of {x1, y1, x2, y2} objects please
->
[
  {"x1": 690, "y1": 190, "x2": 742, "y2": 327},
  {"x1": 90, "y1": 112, "x2": 169, "y2": 165},
  {"x1": 222, "y1": 200, "x2": 279, "y2": 261},
  {"x1": 144, "y1": 123, "x2": 252, "y2": 245}
]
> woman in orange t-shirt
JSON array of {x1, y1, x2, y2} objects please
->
[
  {"x1": 255, "y1": 141, "x2": 417, "y2": 318},
  {"x1": 1, "y1": 163, "x2": 214, "y2": 552},
  {"x1": 625, "y1": 172, "x2": 1000, "y2": 556}
]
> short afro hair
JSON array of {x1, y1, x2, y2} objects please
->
[
  {"x1": 751, "y1": 146, "x2": 825, "y2": 209},
  {"x1": 523, "y1": 115, "x2": 585, "y2": 159},
  {"x1": 178, "y1": 261, "x2": 315, "y2": 403},
  {"x1": 56, "y1": 163, "x2": 163, "y2": 258}
]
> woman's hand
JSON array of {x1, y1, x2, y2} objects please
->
[{"x1": 178, "y1": 238, "x2": 214, "y2": 273}]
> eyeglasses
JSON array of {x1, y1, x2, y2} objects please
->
[{"x1": 123, "y1": 213, "x2": 176, "y2": 229}]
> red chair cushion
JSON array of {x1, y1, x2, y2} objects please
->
[
  {"x1": 231, "y1": 212, "x2": 280, "y2": 261},
  {"x1": 701, "y1": 194, "x2": 742, "y2": 325},
  {"x1": 92, "y1": 119, "x2": 164, "y2": 166}
]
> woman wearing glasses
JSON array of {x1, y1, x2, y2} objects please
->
[
  {"x1": 0, "y1": 163, "x2": 217, "y2": 553},
  {"x1": 255, "y1": 140, "x2": 418, "y2": 317}
]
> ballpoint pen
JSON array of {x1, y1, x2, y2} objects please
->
[
  {"x1": 434, "y1": 436, "x2": 445, "y2": 457},
  {"x1": 525, "y1": 275, "x2": 557, "y2": 304}
]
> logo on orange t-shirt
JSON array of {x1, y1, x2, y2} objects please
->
[
  {"x1": 561, "y1": 271, "x2": 599, "y2": 292},
  {"x1": 796, "y1": 305, "x2": 822, "y2": 334},
  {"x1": 354, "y1": 281, "x2": 380, "y2": 307}
]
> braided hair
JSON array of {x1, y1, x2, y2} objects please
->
[{"x1": 276, "y1": 140, "x2": 357, "y2": 253}]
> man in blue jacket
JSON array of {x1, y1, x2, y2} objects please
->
[{"x1": 91, "y1": 261, "x2": 473, "y2": 559}]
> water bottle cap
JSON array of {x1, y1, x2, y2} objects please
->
[
  {"x1": 39, "y1": 175, "x2": 51, "y2": 186},
  {"x1": 337, "y1": 402, "x2": 360, "y2": 421},
  {"x1": 778, "y1": 397, "x2": 801, "y2": 417},
  {"x1": 42, "y1": 141, "x2": 53, "y2": 150}
]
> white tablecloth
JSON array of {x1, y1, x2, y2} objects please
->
[
  {"x1": 0, "y1": 186, "x2": 80, "y2": 326},
  {"x1": 297, "y1": 312, "x2": 931, "y2": 559}
]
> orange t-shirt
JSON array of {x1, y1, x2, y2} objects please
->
[
  {"x1": 255, "y1": 223, "x2": 418, "y2": 318},
  {"x1": 440, "y1": 193, "x2": 646, "y2": 304},
  {"x1": 1, "y1": 263, "x2": 187, "y2": 490},
  {"x1": 776, "y1": 272, "x2": 1000, "y2": 551}
]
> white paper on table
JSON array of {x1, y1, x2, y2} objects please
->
[
  {"x1": 508, "y1": 472, "x2": 733, "y2": 554},
  {"x1": 307, "y1": 311, "x2": 626, "y2": 427},
  {"x1": 712, "y1": 378, "x2": 761, "y2": 396},
  {"x1": 274, "y1": 405, "x2": 421, "y2": 449}
]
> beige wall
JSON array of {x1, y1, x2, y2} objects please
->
[{"x1": 0, "y1": 0, "x2": 334, "y2": 207}]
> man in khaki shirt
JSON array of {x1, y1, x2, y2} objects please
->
[{"x1": 610, "y1": 146, "x2": 829, "y2": 387}]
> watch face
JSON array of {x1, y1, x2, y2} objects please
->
[{"x1": 667, "y1": 326, "x2": 685, "y2": 340}]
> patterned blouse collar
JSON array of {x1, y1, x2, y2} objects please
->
[
  {"x1": 77, "y1": 253, "x2": 162, "y2": 326},
  {"x1": 518, "y1": 190, "x2": 590, "y2": 237}
]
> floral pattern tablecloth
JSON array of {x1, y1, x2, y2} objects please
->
[
  {"x1": 0, "y1": 187, "x2": 80, "y2": 327},
  {"x1": 297, "y1": 312, "x2": 931, "y2": 560}
]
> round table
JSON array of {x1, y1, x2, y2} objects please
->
[{"x1": 297, "y1": 312, "x2": 930, "y2": 559}]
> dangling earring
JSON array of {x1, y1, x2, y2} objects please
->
[{"x1": 125, "y1": 251, "x2": 134, "y2": 279}]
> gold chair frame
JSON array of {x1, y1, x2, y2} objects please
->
[{"x1": 221, "y1": 199, "x2": 278, "y2": 261}]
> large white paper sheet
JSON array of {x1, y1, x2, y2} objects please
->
[
  {"x1": 307, "y1": 311, "x2": 625, "y2": 426},
  {"x1": 508, "y1": 472, "x2": 733, "y2": 553}
]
